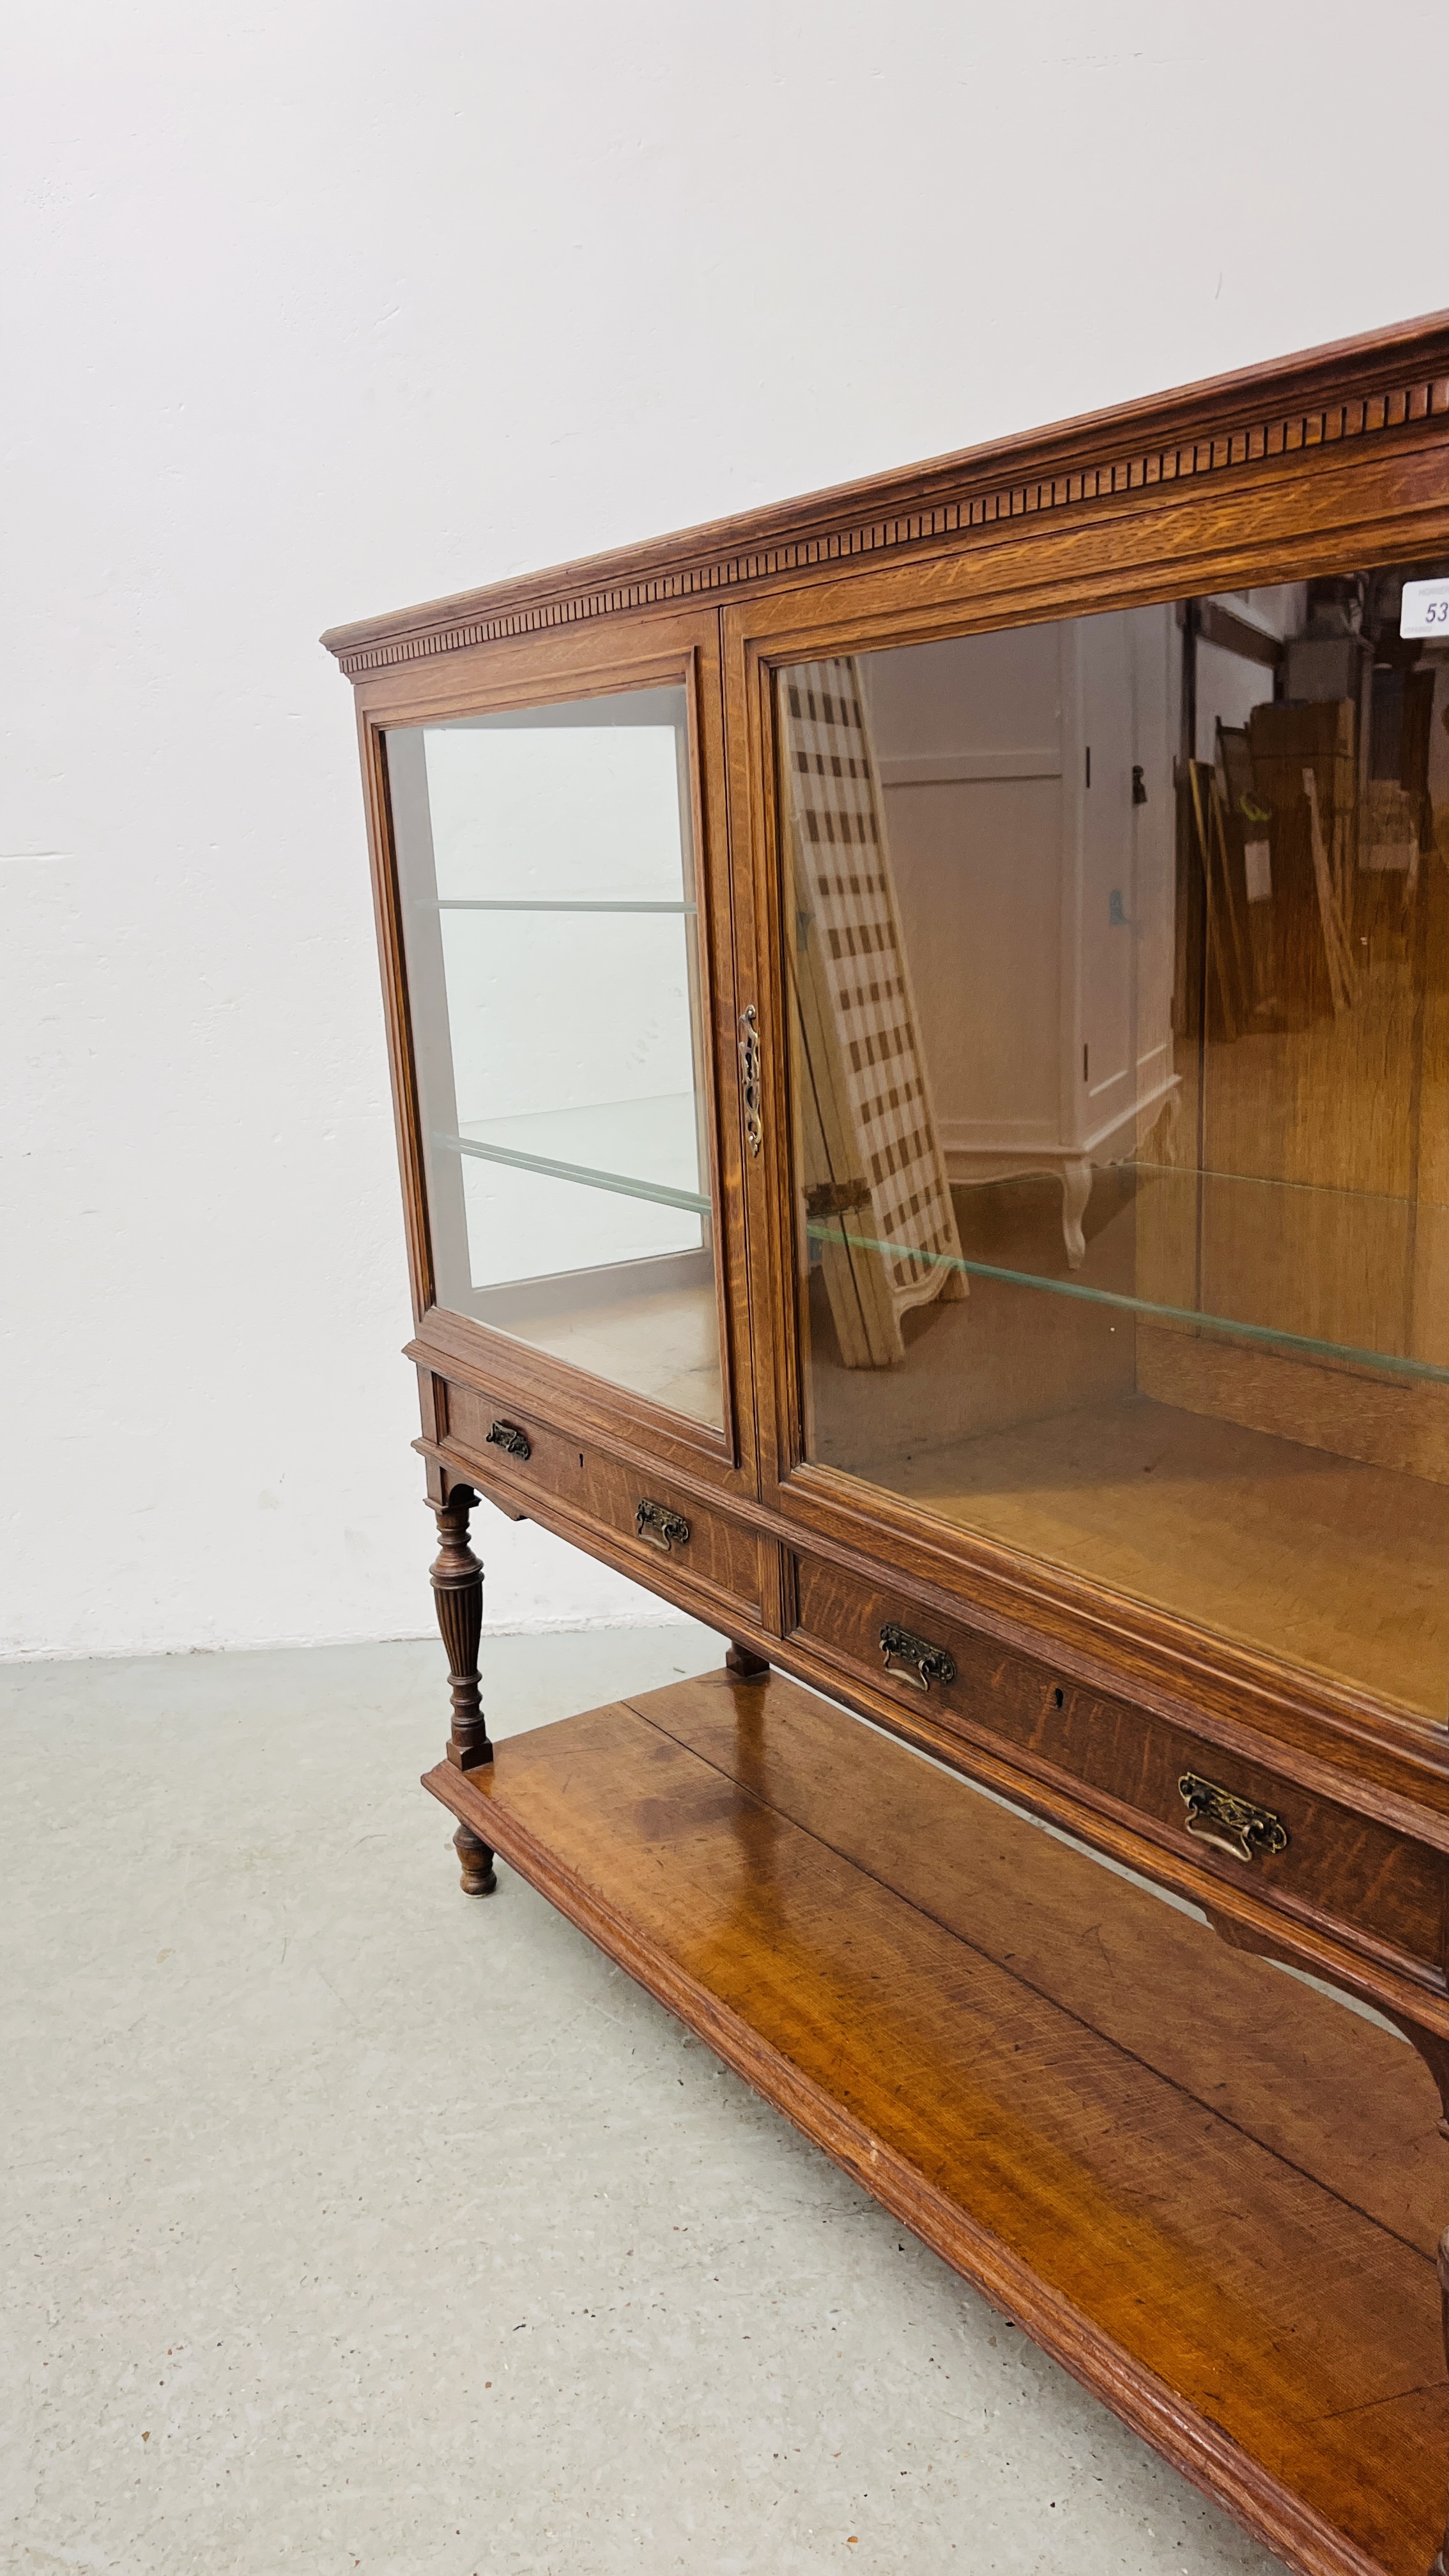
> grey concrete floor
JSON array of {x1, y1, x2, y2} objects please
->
[{"x1": 1, "y1": 1624, "x2": 1287, "y2": 2576}]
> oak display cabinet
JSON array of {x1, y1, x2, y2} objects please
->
[{"x1": 326, "y1": 315, "x2": 1449, "y2": 2576}]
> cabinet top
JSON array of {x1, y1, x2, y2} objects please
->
[{"x1": 321, "y1": 309, "x2": 1449, "y2": 682}]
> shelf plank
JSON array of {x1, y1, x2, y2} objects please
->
[
  {"x1": 426, "y1": 1669, "x2": 1448, "y2": 2576},
  {"x1": 641, "y1": 1671, "x2": 1448, "y2": 2259}
]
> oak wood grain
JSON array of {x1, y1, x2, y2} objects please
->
[
  {"x1": 323, "y1": 312, "x2": 1449, "y2": 674},
  {"x1": 443, "y1": 1381, "x2": 763, "y2": 1618},
  {"x1": 335, "y1": 316, "x2": 1449, "y2": 2574},
  {"x1": 425, "y1": 1670, "x2": 1448, "y2": 2576},
  {"x1": 791, "y1": 1549, "x2": 1447, "y2": 1980},
  {"x1": 408, "y1": 1305, "x2": 747, "y2": 1494},
  {"x1": 639, "y1": 1668, "x2": 1447, "y2": 2255},
  {"x1": 415, "y1": 1406, "x2": 1449, "y2": 2043}
]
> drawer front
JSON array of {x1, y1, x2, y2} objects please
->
[
  {"x1": 790, "y1": 1552, "x2": 1445, "y2": 1979},
  {"x1": 443, "y1": 1381, "x2": 762, "y2": 1617}
]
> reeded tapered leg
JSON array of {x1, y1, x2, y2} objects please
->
[
  {"x1": 453, "y1": 1821, "x2": 497, "y2": 1897},
  {"x1": 428, "y1": 1483, "x2": 491, "y2": 1772}
]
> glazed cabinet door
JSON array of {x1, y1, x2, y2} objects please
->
[
  {"x1": 726, "y1": 480, "x2": 1449, "y2": 1752},
  {"x1": 356, "y1": 607, "x2": 758, "y2": 1500}
]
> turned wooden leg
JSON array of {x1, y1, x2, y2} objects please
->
[
  {"x1": 726, "y1": 1641, "x2": 769, "y2": 1679},
  {"x1": 428, "y1": 1483, "x2": 491, "y2": 1772},
  {"x1": 1434, "y1": 2231, "x2": 1449, "y2": 2576},
  {"x1": 453, "y1": 1821, "x2": 496, "y2": 1897}
]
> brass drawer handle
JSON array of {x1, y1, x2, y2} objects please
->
[
  {"x1": 739, "y1": 1005, "x2": 763, "y2": 1158},
  {"x1": 1178, "y1": 1772, "x2": 1288, "y2": 1866},
  {"x1": 485, "y1": 1420, "x2": 531, "y2": 1462},
  {"x1": 880, "y1": 1621, "x2": 956, "y2": 1693},
  {"x1": 636, "y1": 1499, "x2": 690, "y2": 1553}
]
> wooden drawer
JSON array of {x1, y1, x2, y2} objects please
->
[
  {"x1": 443, "y1": 1381, "x2": 763, "y2": 1619},
  {"x1": 790, "y1": 1552, "x2": 1446, "y2": 1982}
]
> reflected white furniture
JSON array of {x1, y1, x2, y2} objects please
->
[{"x1": 863, "y1": 613, "x2": 1179, "y2": 1264}]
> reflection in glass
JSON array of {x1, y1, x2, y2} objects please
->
[
  {"x1": 782, "y1": 565, "x2": 1449, "y2": 1718},
  {"x1": 388, "y1": 687, "x2": 722, "y2": 1429}
]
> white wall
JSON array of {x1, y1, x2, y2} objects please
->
[{"x1": 4, "y1": 0, "x2": 1449, "y2": 1658}]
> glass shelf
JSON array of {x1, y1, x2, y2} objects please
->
[
  {"x1": 806, "y1": 1215, "x2": 1449, "y2": 1386},
  {"x1": 436, "y1": 1094, "x2": 711, "y2": 1218},
  {"x1": 427, "y1": 898, "x2": 697, "y2": 916}
]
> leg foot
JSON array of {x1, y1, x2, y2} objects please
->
[
  {"x1": 1061, "y1": 1158, "x2": 1091, "y2": 1269},
  {"x1": 454, "y1": 1822, "x2": 496, "y2": 1897},
  {"x1": 429, "y1": 1483, "x2": 491, "y2": 1772},
  {"x1": 726, "y1": 1641, "x2": 769, "y2": 1679}
]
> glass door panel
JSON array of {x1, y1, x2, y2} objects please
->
[
  {"x1": 388, "y1": 684, "x2": 723, "y2": 1430},
  {"x1": 779, "y1": 564, "x2": 1449, "y2": 1719}
]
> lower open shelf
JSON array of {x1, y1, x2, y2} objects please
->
[{"x1": 425, "y1": 1665, "x2": 1448, "y2": 2576}]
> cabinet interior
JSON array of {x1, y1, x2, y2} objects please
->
[{"x1": 784, "y1": 571, "x2": 1449, "y2": 1719}]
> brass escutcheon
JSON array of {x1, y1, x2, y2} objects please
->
[
  {"x1": 879, "y1": 1621, "x2": 956, "y2": 1693},
  {"x1": 739, "y1": 1006, "x2": 763, "y2": 1158},
  {"x1": 636, "y1": 1499, "x2": 691, "y2": 1554},
  {"x1": 1178, "y1": 1772, "x2": 1289, "y2": 1866}
]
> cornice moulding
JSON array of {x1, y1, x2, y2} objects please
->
[{"x1": 321, "y1": 310, "x2": 1449, "y2": 678}]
